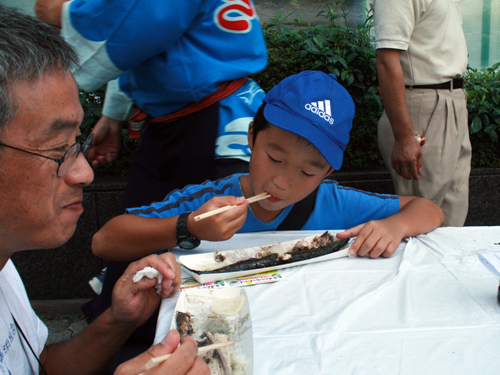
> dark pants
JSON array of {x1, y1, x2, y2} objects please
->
[{"x1": 83, "y1": 102, "x2": 249, "y2": 372}]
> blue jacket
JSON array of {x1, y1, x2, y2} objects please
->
[{"x1": 61, "y1": 0, "x2": 268, "y2": 159}]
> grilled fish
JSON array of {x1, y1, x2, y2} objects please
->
[{"x1": 197, "y1": 231, "x2": 349, "y2": 274}]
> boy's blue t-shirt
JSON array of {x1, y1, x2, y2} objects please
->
[{"x1": 127, "y1": 174, "x2": 400, "y2": 231}]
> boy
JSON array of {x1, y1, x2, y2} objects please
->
[{"x1": 93, "y1": 70, "x2": 444, "y2": 261}]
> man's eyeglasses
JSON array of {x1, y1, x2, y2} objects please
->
[{"x1": 0, "y1": 133, "x2": 94, "y2": 177}]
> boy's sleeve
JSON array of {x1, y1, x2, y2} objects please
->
[
  {"x1": 125, "y1": 182, "x2": 222, "y2": 218},
  {"x1": 126, "y1": 198, "x2": 192, "y2": 219},
  {"x1": 61, "y1": 0, "x2": 203, "y2": 91},
  {"x1": 338, "y1": 186, "x2": 400, "y2": 229}
]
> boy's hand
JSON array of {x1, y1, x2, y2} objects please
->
[
  {"x1": 337, "y1": 219, "x2": 405, "y2": 258},
  {"x1": 85, "y1": 115, "x2": 125, "y2": 168},
  {"x1": 189, "y1": 196, "x2": 248, "y2": 242}
]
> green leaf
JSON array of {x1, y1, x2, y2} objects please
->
[
  {"x1": 470, "y1": 117, "x2": 482, "y2": 133},
  {"x1": 313, "y1": 36, "x2": 324, "y2": 49},
  {"x1": 338, "y1": 57, "x2": 349, "y2": 70},
  {"x1": 345, "y1": 73, "x2": 355, "y2": 86},
  {"x1": 484, "y1": 124, "x2": 497, "y2": 133},
  {"x1": 481, "y1": 114, "x2": 491, "y2": 127},
  {"x1": 488, "y1": 130, "x2": 498, "y2": 142}
]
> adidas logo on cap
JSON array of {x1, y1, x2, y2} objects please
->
[{"x1": 304, "y1": 100, "x2": 334, "y2": 125}]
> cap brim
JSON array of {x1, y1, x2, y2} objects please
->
[{"x1": 263, "y1": 103, "x2": 345, "y2": 170}]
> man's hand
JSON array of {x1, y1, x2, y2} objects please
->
[
  {"x1": 85, "y1": 115, "x2": 125, "y2": 168},
  {"x1": 35, "y1": 0, "x2": 66, "y2": 28},
  {"x1": 391, "y1": 133, "x2": 423, "y2": 180},
  {"x1": 337, "y1": 219, "x2": 405, "y2": 259},
  {"x1": 189, "y1": 196, "x2": 248, "y2": 242},
  {"x1": 110, "y1": 253, "x2": 181, "y2": 329},
  {"x1": 114, "y1": 330, "x2": 209, "y2": 375}
]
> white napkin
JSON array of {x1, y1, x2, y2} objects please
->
[{"x1": 133, "y1": 266, "x2": 163, "y2": 294}]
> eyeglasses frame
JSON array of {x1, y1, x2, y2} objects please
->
[{"x1": 0, "y1": 133, "x2": 94, "y2": 177}]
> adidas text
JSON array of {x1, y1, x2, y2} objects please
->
[{"x1": 305, "y1": 102, "x2": 334, "y2": 125}]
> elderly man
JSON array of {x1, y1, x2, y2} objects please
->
[
  {"x1": 372, "y1": 0, "x2": 471, "y2": 227},
  {"x1": 0, "y1": 6, "x2": 208, "y2": 375}
]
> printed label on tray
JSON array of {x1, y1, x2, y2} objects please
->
[{"x1": 181, "y1": 270, "x2": 284, "y2": 290}]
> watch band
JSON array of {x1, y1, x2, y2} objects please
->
[{"x1": 176, "y1": 212, "x2": 200, "y2": 249}]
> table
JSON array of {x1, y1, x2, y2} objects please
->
[{"x1": 155, "y1": 227, "x2": 500, "y2": 374}]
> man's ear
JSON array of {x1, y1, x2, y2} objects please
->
[{"x1": 248, "y1": 121, "x2": 254, "y2": 151}]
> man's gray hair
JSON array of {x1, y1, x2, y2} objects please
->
[{"x1": 0, "y1": 5, "x2": 79, "y2": 135}]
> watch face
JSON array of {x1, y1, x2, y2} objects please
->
[{"x1": 179, "y1": 240, "x2": 196, "y2": 250}]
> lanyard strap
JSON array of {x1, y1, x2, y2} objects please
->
[{"x1": 11, "y1": 314, "x2": 49, "y2": 375}]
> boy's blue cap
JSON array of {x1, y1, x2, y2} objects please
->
[{"x1": 262, "y1": 70, "x2": 355, "y2": 170}]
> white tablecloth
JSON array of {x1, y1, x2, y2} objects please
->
[{"x1": 155, "y1": 227, "x2": 500, "y2": 374}]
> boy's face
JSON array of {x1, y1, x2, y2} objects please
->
[{"x1": 241, "y1": 122, "x2": 332, "y2": 220}]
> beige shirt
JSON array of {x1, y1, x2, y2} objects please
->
[{"x1": 371, "y1": 0, "x2": 468, "y2": 86}]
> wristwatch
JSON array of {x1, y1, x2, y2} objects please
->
[{"x1": 176, "y1": 212, "x2": 200, "y2": 250}]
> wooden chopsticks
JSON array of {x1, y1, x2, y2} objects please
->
[
  {"x1": 142, "y1": 341, "x2": 235, "y2": 372},
  {"x1": 193, "y1": 192, "x2": 271, "y2": 222}
]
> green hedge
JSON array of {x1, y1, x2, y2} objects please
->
[
  {"x1": 465, "y1": 62, "x2": 500, "y2": 168},
  {"x1": 81, "y1": 1, "x2": 500, "y2": 176}
]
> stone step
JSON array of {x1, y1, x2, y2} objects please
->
[{"x1": 31, "y1": 299, "x2": 90, "y2": 345}]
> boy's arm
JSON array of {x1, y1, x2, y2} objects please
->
[
  {"x1": 92, "y1": 214, "x2": 179, "y2": 260},
  {"x1": 92, "y1": 196, "x2": 249, "y2": 261},
  {"x1": 337, "y1": 196, "x2": 444, "y2": 258}
]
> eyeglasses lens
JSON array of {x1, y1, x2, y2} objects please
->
[
  {"x1": 57, "y1": 134, "x2": 94, "y2": 177},
  {"x1": 58, "y1": 143, "x2": 80, "y2": 177}
]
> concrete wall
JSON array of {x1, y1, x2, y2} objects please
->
[{"x1": 12, "y1": 168, "x2": 500, "y2": 301}]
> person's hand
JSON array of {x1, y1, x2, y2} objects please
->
[
  {"x1": 85, "y1": 115, "x2": 125, "y2": 168},
  {"x1": 337, "y1": 219, "x2": 405, "y2": 258},
  {"x1": 189, "y1": 196, "x2": 248, "y2": 242},
  {"x1": 114, "y1": 329, "x2": 209, "y2": 375},
  {"x1": 391, "y1": 134, "x2": 422, "y2": 180},
  {"x1": 34, "y1": 0, "x2": 67, "y2": 28},
  {"x1": 110, "y1": 253, "x2": 181, "y2": 328}
]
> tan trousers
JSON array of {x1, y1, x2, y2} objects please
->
[{"x1": 378, "y1": 88, "x2": 471, "y2": 227}]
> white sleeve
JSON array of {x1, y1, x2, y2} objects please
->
[
  {"x1": 371, "y1": 0, "x2": 421, "y2": 51},
  {"x1": 102, "y1": 79, "x2": 134, "y2": 121},
  {"x1": 60, "y1": 1, "x2": 124, "y2": 92}
]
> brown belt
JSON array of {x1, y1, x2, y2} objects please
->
[{"x1": 405, "y1": 78, "x2": 464, "y2": 90}]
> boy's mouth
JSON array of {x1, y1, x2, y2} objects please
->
[{"x1": 267, "y1": 194, "x2": 282, "y2": 203}]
